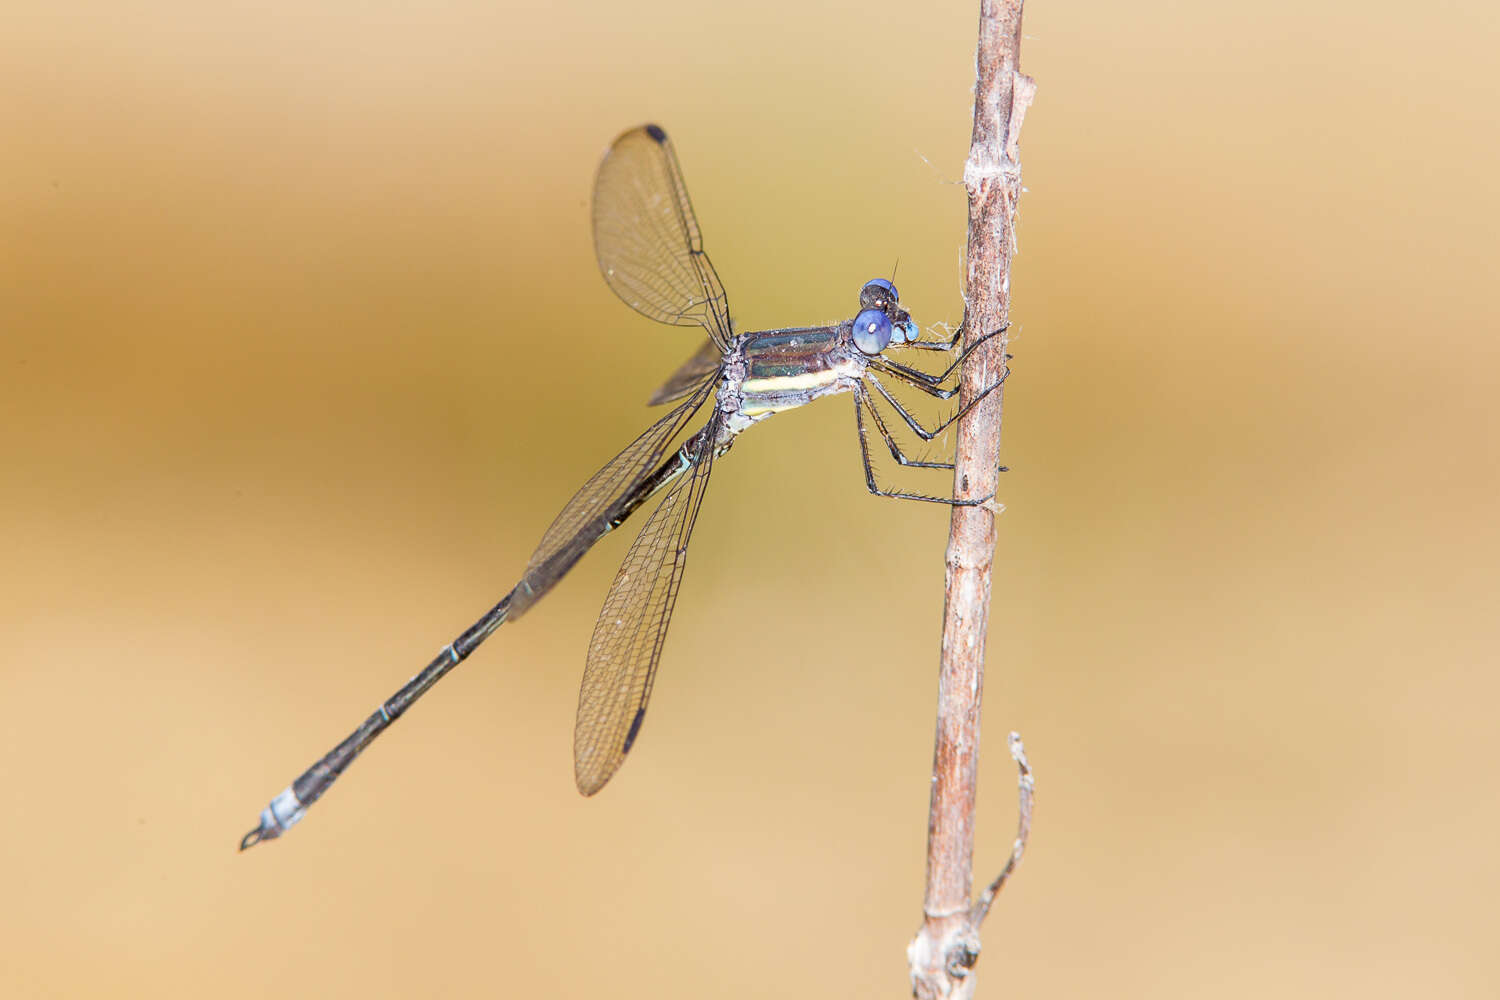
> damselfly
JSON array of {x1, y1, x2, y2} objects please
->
[{"x1": 240, "y1": 124, "x2": 1005, "y2": 849}]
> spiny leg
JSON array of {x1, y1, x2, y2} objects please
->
[
  {"x1": 880, "y1": 324, "x2": 1007, "y2": 387},
  {"x1": 894, "y1": 323, "x2": 965, "y2": 354},
  {"x1": 858, "y1": 382, "x2": 954, "y2": 470},
  {"x1": 868, "y1": 360, "x2": 960, "y2": 400},
  {"x1": 864, "y1": 365, "x2": 1010, "y2": 441},
  {"x1": 852, "y1": 389, "x2": 992, "y2": 506}
]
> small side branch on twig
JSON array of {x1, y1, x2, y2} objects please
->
[{"x1": 970, "y1": 733, "x2": 1034, "y2": 927}]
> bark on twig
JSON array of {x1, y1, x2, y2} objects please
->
[{"x1": 907, "y1": 2, "x2": 1034, "y2": 996}]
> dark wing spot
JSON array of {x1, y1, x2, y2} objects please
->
[
  {"x1": 622, "y1": 707, "x2": 646, "y2": 753},
  {"x1": 645, "y1": 124, "x2": 667, "y2": 143}
]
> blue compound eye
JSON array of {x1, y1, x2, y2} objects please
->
[
  {"x1": 852, "y1": 309, "x2": 893, "y2": 354},
  {"x1": 859, "y1": 278, "x2": 899, "y2": 311}
]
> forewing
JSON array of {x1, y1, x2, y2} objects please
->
[
  {"x1": 593, "y1": 125, "x2": 733, "y2": 351},
  {"x1": 573, "y1": 416, "x2": 721, "y2": 795}
]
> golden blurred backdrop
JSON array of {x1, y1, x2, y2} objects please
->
[{"x1": 3, "y1": 0, "x2": 1496, "y2": 996}]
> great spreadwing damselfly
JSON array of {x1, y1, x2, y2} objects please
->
[{"x1": 240, "y1": 123, "x2": 1006, "y2": 849}]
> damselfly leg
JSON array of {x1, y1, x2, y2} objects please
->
[{"x1": 851, "y1": 324, "x2": 1010, "y2": 505}]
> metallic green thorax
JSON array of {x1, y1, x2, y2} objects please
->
[{"x1": 736, "y1": 325, "x2": 857, "y2": 420}]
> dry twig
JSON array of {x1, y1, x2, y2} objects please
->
[{"x1": 907, "y1": 1, "x2": 1035, "y2": 996}]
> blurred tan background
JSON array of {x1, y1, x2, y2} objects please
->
[{"x1": 3, "y1": 0, "x2": 1496, "y2": 996}]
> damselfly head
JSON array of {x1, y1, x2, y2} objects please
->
[{"x1": 856, "y1": 278, "x2": 918, "y2": 350}]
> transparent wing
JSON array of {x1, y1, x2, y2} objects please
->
[
  {"x1": 647, "y1": 337, "x2": 721, "y2": 406},
  {"x1": 513, "y1": 376, "x2": 716, "y2": 618},
  {"x1": 593, "y1": 124, "x2": 733, "y2": 352},
  {"x1": 573, "y1": 415, "x2": 721, "y2": 795}
]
